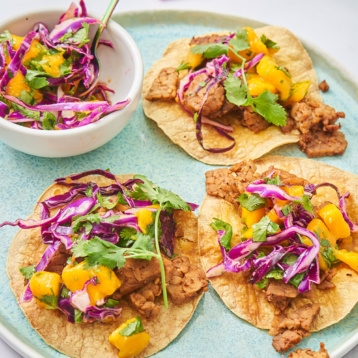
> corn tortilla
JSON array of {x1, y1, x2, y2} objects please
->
[
  {"x1": 142, "y1": 26, "x2": 321, "y2": 165},
  {"x1": 6, "y1": 174, "x2": 204, "y2": 358},
  {"x1": 198, "y1": 156, "x2": 358, "y2": 331}
]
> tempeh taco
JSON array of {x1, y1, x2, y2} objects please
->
[
  {"x1": 2, "y1": 169, "x2": 208, "y2": 358},
  {"x1": 198, "y1": 156, "x2": 358, "y2": 353},
  {"x1": 143, "y1": 26, "x2": 347, "y2": 165}
]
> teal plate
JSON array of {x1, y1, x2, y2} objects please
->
[{"x1": 1, "y1": 10, "x2": 358, "y2": 358}]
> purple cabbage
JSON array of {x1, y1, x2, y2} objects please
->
[
  {"x1": 57, "y1": 296, "x2": 76, "y2": 323},
  {"x1": 0, "y1": 1, "x2": 129, "y2": 130},
  {"x1": 245, "y1": 182, "x2": 302, "y2": 201},
  {"x1": 83, "y1": 305, "x2": 122, "y2": 323},
  {"x1": 49, "y1": 17, "x2": 101, "y2": 43},
  {"x1": 209, "y1": 225, "x2": 321, "y2": 292},
  {"x1": 177, "y1": 55, "x2": 236, "y2": 153}
]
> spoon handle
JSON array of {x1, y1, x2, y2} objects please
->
[{"x1": 93, "y1": 0, "x2": 120, "y2": 47}]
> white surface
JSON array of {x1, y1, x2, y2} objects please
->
[{"x1": 0, "y1": 0, "x2": 357, "y2": 356}]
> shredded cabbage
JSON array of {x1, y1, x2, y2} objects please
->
[
  {"x1": 208, "y1": 175, "x2": 355, "y2": 293},
  {"x1": 1, "y1": 169, "x2": 196, "y2": 323},
  {"x1": 0, "y1": 0, "x2": 129, "y2": 129}
]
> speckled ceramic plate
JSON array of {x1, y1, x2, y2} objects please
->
[{"x1": 1, "y1": 10, "x2": 358, "y2": 358}]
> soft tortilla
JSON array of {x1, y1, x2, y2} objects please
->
[
  {"x1": 142, "y1": 26, "x2": 321, "y2": 165},
  {"x1": 6, "y1": 174, "x2": 203, "y2": 358},
  {"x1": 198, "y1": 156, "x2": 358, "y2": 331}
]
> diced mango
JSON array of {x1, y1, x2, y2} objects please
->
[
  {"x1": 318, "y1": 203, "x2": 351, "y2": 239},
  {"x1": 62, "y1": 262, "x2": 122, "y2": 306},
  {"x1": 247, "y1": 73, "x2": 277, "y2": 97},
  {"x1": 300, "y1": 235, "x2": 329, "y2": 271},
  {"x1": 241, "y1": 206, "x2": 266, "y2": 228},
  {"x1": 11, "y1": 34, "x2": 24, "y2": 50},
  {"x1": 285, "y1": 81, "x2": 311, "y2": 105},
  {"x1": 275, "y1": 185, "x2": 304, "y2": 207},
  {"x1": 29, "y1": 271, "x2": 62, "y2": 309},
  {"x1": 244, "y1": 27, "x2": 269, "y2": 57},
  {"x1": 22, "y1": 39, "x2": 45, "y2": 64},
  {"x1": 332, "y1": 248, "x2": 358, "y2": 272},
  {"x1": 41, "y1": 52, "x2": 66, "y2": 77},
  {"x1": 109, "y1": 317, "x2": 150, "y2": 358},
  {"x1": 135, "y1": 208, "x2": 154, "y2": 234},
  {"x1": 242, "y1": 227, "x2": 254, "y2": 240},
  {"x1": 6, "y1": 72, "x2": 31, "y2": 97},
  {"x1": 266, "y1": 208, "x2": 283, "y2": 225},
  {"x1": 229, "y1": 27, "x2": 268, "y2": 63},
  {"x1": 256, "y1": 55, "x2": 292, "y2": 100},
  {"x1": 306, "y1": 218, "x2": 336, "y2": 247},
  {"x1": 282, "y1": 185, "x2": 305, "y2": 197},
  {"x1": 5, "y1": 71, "x2": 43, "y2": 102},
  {"x1": 185, "y1": 47, "x2": 203, "y2": 69}
]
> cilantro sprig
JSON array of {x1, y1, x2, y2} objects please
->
[
  {"x1": 238, "y1": 192, "x2": 267, "y2": 211},
  {"x1": 131, "y1": 175, "x2": 191, "y2": 307},
  {"x1": 252, "y1": 216, "x2": 280, "y2": 242},
  {"x1": 72, "y1": 233, "x2": 156, "y2": 269},
  {"x1": 187, "y1": 29, "x2": 287, "y2": 126},
  {"x1": 224, "y1": 73, "x2": 287, "y2": 126},
  {"x1": 210, "y1": 218, "x2": 233, "y2": 251},
  {"x1": 190, "y1": 29, "x2": 250, "y2": 60},
  {"x1": 71, "y1": 175, "x2": 191, "y2": 309}
]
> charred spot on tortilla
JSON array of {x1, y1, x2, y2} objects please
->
[
  {"x1": 3, "y1": 169, "x2": 208, "y2": 358},
  {"x1": 143, "y1": 26, "x2": 347, "y2": 165},
  {"x1": 198, "y1": 156, "x2": 358, "y2": 353}
]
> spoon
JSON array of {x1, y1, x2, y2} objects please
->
[{"x1": 80, "y1": 0, "x2": 120, "y2": 96}]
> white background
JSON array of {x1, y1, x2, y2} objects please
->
[{"x1": 0, "y1": 0, "x2": 357, "y2": 357}]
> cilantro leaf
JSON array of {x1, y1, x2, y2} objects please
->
[
  {"x1": 71, "y1": 235, "x2": 156, "y2": 270},
  {"x1": 281, "y1": 253, "x2": 298, "y2": 266},
  {"x1": 260, "y1": 35, "x2": 280, "y2": 50},
  {"x1": 119, "y1": 227, "x2": 137, "y2": 242},
  {"x1": 119, "y1": 316, "x2": 145, "y2": 336},
  {"x1": 294, "y1": 195, "x2": 314, "y2": 215},
  {"x1": 266, "y1": 268, "x2": 284, "y2": 280},
  {"x1": 25, "y1": 70, "x2": 49, "y2": 89},
  {"x1": 224, "y1": 74, "x2": 287, "y2": 126},
  {"x1": 74, "y1": 309, "x2": 83, "y2": 323},
  {"x1": 131, "y1": 233, "x2": 155, "y2": 258},
  {"x1": 238, "y1": 192, "x2": 267, "y2": 211},
  {"x1": 210, "y1": 218, "x2": 232, "y2": 251},
  {"x1": 251, "y1": 90, "x2": 287, "y2": 126},
  {"x1": 224, "y1": 73, "x2": 248, "y2": 106},
  {"x1": 97, "y1": 192, "x2": 121, "y2": 210},
  {"x1": 34, "y1": 291, "x2": 58, "y2": 309},
  {"x1": 256, "y1": 277, "x2": 268, "y2": 289},
  {"x1": 19, "y1": 265, "x2": 36, "y2": 280},
  {"x1": 252, "y1": 216, "x2": 280, "y2": 242},
  {"x1": 321, "y1": 247, "x2": 339, "y2": 269},
  {"x1": 132, "y1": 175, "x2": 190, "y2": 211},
  {"x1": 176, "y1": 61, "x2": 191, "y2": 71},
  {"x1": 264, "y1": 176, "x2": 281, "y2": 185},
  {"x1": 281, "y1": 204, "x2": 293, "y2": 216},
  {"x1": 0, "y1": 30, "x2": 12, "y2": 44},
  {"x1": 72, "y1": 213, "x2": 101, "y2": 234},
  {"x1": 71, "y1": 23, "x2": 90, "y2": 47},
  {"x1": 289, "y1": 272, "x2": 305, "y2": 288},
  {"x1": 42, "y1": 112, "x2": 56, "y2": 130},
  {"x1": 104, "y1": 298, "x2": 119, "y2": 308},
  {"x1": 229, "y1": 29, "x2": 250, "y2": 52},
  {"x1": 19, "y1": 90, "x2": 36, "y2": 105},
  {"x1": 190, "y1": 43, "x2": 229, "y2": 59}
]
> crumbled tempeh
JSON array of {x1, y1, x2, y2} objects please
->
[{"x1": 145, "y1": 67, "x2": 179, "y2": 101}]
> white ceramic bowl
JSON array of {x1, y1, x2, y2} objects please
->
[{"x1": 0, "y1": 10, "x2": 143, "y2": 157}]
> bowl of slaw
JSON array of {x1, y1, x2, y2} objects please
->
[{"x1": 0, "y1": 5, "x2": 143, "y2": 157}]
